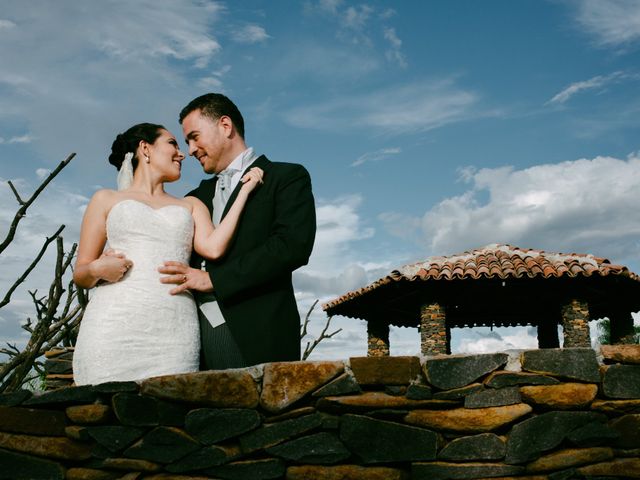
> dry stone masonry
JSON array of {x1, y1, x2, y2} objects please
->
[{"x1": 1, "y1": 346, "x2": 640, "y2": 479}]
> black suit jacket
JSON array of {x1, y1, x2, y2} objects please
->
[{"x1": 187, "y1": 155, "x2": 316, "y2": 365}]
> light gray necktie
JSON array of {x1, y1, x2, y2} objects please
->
[{"x1": 212, "y1": 169, "x2": 238, "y2": 226}]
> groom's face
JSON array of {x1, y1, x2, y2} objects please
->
[{"x1": 182, "y1": 110, "x2": 227, "y2": 174}]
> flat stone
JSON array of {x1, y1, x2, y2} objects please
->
[
  {"x1": 66, "y1": 467, "x2": 120, "y2": 480},
  {"x1": 312, "y1": 372, "x2": 361, "y2": 397},
  {"x1": 439, "y1": 433, "x2": 506, "y2": 461},
  {"x1": 123, "y1": 426, "x2": 200, "y2": 463},
  {"x1": 100, "y1": 457, "x2": 161, "y2": 472},
  {"x1": 23, "y1": 385, "x2": 98, "y2": 405},
  {"x1": 316, "y1": 391, "x2": 458, "y2": 413},
  {"x1": 601, "y1": 344, "x2": 640, "y2": 364},
  {"x1": 591, "y1": 398, "x2": 640, "y2": 414},
  {"x1": 433, "y1": 383, "x2": 483, "y2": 400},
  {"x1": 204, "y1": 458, "x2": 285, "y2": 479},
  {"x1": 520, "y1": 348, "x2": 600, "y2": 382},
  {"x1": 0, "y1": 431, "x2": 92, "y2": 460},
  {"x1": 111, "y1": 393, "x2": 159, "y2": 426},
  {"x1": 526, "y1": 447, "x2": 613, "y2": 472},
  {"x1": 577, "y1": 457, "x2": 640, "y2": 478},
  {"x1": 0, "y1": 389, "x2": 32, "y2": 406},
  {"x1": 66, "y1": 404, "x2": 111, "y2": 424},
  {"x1": 65, "y1": 425, "x2": 90, "y2": 442},
  {"x1": 166, "y1": 444, "x2": 241, "y2": 472},
  {"x1": 519, "y1": 383, "x2": 598, "y2": 409},
  {"x1": 140, "y1": 370, "x2": 259, "y2": 408},
  {"x1": 566, "y1": 421, "x2": 620, "y2": 446},
  {"x1": 384, "y1": 385, "x2": 407, "y2": 396},
  {"x1": 424, "y1": 353, "x2": 508, "y2": 390},
  {"x1": 185, "y1": 408, "x2": 261, "y2": 445},
  {"x1": 609, "y1": 414, "x2": 640, "y2": 448},
  {"x1": 264, "y1": 406, "x2": 316, "y2": 423},
  {"x1": 145, "y1": 476, "x2": 210, "y2": 480},
  {"x1": 0, "y1": 447, "x2": 65, "y2": 479},
  {"x1": 340, "y1": 414, "x2": 437, "y2": 463},
  {"x1": 406, "y1": 383, "x2": 433, "y2": 400},
  {"x1": 484, "y1": 371, "x2": 559, "y2": 388},
  {"x1": 44, "y1": 358, "x2": 73, "y2": 374},
  {"x1": 286, "y1": 465, "x2": 408, "y2": 480},
  {"x1": 0, "y1": 405, "x2": 66, "y2": 435},
  {"x1": 504, "y1": 411, "x2": 607, "y2": 464},
  {"x1": 602, "y1": 364, "x2": 640, "y2": 398},
  {"x1": 465, "y1": 387, "x2": 521, "y2": 408},
  {"x1": 412, "y1": 461, "x2": 524, "y2": 480},
  {"x1": 349, "y1": 356, "x2": 422, "y2": 385},
  {"x1": 45, "y1": 347, "x2": 74, "y2": 359},
  {"x1": 87, "y1": 425, "x2": 145, "y2": 452},
  {"x1": 266, "y1": 432, "x2": 350, "y2": 464},
  {"x1": 260, "y1": 361, "x2": 344, "y2": 413},
  {"x1": 239, "y1": 412, "x2": 323, "y2": 453},
  {"x1": 405, "y1": 403, "x2": 532, "y2": 433},
  {"x1": 92, "y1": 381, "x2": 139, "y2": 393}
]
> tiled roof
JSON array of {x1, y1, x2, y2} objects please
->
[{"x1": 323, "y1": 244, "x2": 640, "y2": 313}]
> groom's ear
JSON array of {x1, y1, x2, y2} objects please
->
[{"x1": 218, "y1": 115, "x2": 234, "y2": 138}]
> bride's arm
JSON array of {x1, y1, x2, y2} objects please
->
[
  {"x1": 73, "y1": 190, "x2": 132, "y2": 288},
  {"x1": 188, "y1": 167, "x2": 263, "y2": 260}
]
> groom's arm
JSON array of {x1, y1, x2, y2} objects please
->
[{"x1": 208, "y1": 164, "x2": 316, "y2": 301}]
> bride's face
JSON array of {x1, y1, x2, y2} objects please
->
[{"x1": 148, "y1": 130, "x2": 185, "y2": 182}]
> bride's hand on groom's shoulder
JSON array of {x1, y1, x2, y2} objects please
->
[
  {"x1": 94, "y1": 249, "x2": 133, "y2": 283},
  {"x1": 240, "y1": 167, "x2": 264, "y2": 194}
]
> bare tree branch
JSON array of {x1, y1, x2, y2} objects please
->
[
  {"x1": 0, "y1": 225, "x2": 65, "y2": 310},
  {"x1": 300, "y1": 300, "x2": 342, "y2": 360},
  {"x1": 0, "y1": 153, "x2": 75, "y2": 255}
]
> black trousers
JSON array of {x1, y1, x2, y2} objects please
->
[{"x1": 198, "y1": 309, "x2": 247, "y2": 370}]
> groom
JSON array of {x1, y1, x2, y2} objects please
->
[{"x1": 160, "y1": 93, "x2": 316, "y2": 369}]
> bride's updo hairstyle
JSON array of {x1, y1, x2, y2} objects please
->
[{"x1": 108, "y1": 123, "x2": 166, "y2": 171}]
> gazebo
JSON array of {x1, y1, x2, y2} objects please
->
[{"x1": 322, "y1": 244, "x2": 640, "y2": 356}]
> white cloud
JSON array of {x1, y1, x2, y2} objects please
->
[
  {"x1": 380, "y1": 154, "x2": 640, "y2": 269},
  {"x1": 35, "y1": 168, "x2": 51, "y2": 180},
  {"x1": 342, "y1": 5, "x2": 373, "y2": 30},
  {"x1": 352, "y1": 147, "x2": 401, "y2": 167},
  {"x1": 547, "y1": 70, "x2": 631, "y2": 104},
  {"x1": 0, "y1": 0, "x2": 224, "y2": 178},
  {"x1": 0, "y1": 19, "x2": 16, "y2": 29},
  {"x1": 285, "y1": 78, "x2": 480, "y2": 134},
  {"x1": 383, "y1": 27, "x2": 407, "y2": 68},
  {"x1": 574, "y1": 0, "x2": 640, "y2": 48},
  {"x1": 232, "y1": 24, "x2": 270, "y2": 44}
]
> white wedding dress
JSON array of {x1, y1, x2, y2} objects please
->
[{"x1": 73, "y1": 199, "x2": 200, "y2": 385}]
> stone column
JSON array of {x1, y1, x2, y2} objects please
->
[
  {"x1": 537, "y1": 318, "x2": 560, "y2": 348},
  {"x1": 561, "y1": 299, "x2": 591, "y2": 348},
  {"x1": 609, "y1": 311, "x2": 637, "y2": 344},
  {"x1": 367, "y1": 320, "x2": 389, "y2": 357},
  {"x1": 420, "y1": 302, "x2": 450, "y2": 355}
]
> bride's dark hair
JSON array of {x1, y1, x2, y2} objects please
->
[{"x1": 108, "y1": 123, "x2": 166, "y2": 171}]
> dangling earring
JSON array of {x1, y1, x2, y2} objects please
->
[{"x1": 145, "y1": 154, "x2": 150, "y2": 163}]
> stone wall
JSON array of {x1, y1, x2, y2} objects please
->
[{"x1": 1, "y1": 346, "x2": 640, "y2": 480}]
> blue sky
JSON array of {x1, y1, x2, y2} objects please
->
[{"x1": 1, "y1": 0, "x2": 640, "y2": 359}]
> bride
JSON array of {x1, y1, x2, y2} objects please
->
[{"x1": 72, "y1": 122, "x2": 262, "y2": 385}]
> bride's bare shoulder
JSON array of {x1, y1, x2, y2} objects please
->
[{"x1": 88, "y1": 189, "x2": 119, "y2": 206}]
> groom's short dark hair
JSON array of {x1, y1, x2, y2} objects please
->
[{"x1": 179, "y1": 93, "x2": 245, "y2": 139}]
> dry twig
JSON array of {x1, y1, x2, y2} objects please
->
[{"x1": 301, "y1": 299, "x2": 342, "y2": 360}]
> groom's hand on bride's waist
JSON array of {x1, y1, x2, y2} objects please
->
[{"x1": 158, "y1": 261, "x2": 214, "y2": 295}]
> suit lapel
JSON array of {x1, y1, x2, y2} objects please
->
[{"x1": 221, "y1": 155, "x2": 271, "y2": 220}]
